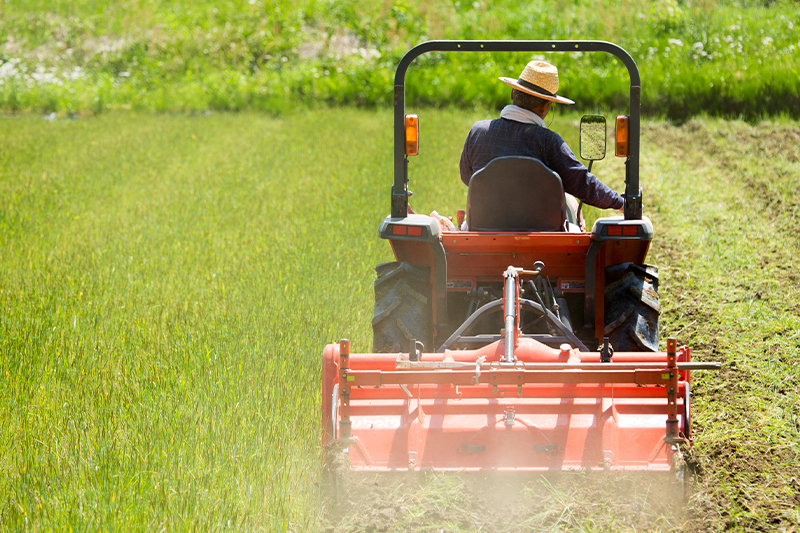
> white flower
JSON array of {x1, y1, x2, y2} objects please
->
[
  {"x1": 668, "y1": 38, "x2": 684, "y2": 47},
  {"x1": 0, "y1": 60, "x2": 23, "y2": 80}
]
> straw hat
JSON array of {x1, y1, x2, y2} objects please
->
[{"x1": 500, "y1": 60, "x2": 575, "y2": 105}]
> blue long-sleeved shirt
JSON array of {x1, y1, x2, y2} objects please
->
[{"x1": 459, "y1": 118, "x2": 624, "y2": 210}]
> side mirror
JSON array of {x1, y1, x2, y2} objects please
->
[{"x1": 580, "y1": 115, "x2": 607, "y2": 162}]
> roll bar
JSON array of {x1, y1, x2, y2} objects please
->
[{"x1": 391, "y1": 40, "x2": 642, "y2": 220}]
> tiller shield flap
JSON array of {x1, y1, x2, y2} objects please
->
[{"x1": 322, "y1": 337, "x2": 718, "y2": 472}]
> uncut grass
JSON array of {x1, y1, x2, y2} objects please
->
[{"x1": 0, "y1": 110, "x2": 402, "y2": 529}]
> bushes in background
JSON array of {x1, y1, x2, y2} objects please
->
[{"x1": 1, "y1": 0, "x2": 798, "y2": 118}]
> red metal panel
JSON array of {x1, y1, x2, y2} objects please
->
[
  {"x1": 344, "y1": 396, "x2": 682, "y2": 471},
  {"x1": 322, "y1": 339, "x2": 695, "y2": 473},
  {"x1": 442, "y1": 232, "x2": 590, "y2": 281}
]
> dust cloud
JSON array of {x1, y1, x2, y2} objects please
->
[{"x1": 321, "y1": 469, "x2": 687, "y2": 532}]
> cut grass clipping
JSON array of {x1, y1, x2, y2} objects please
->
[{"x1": 1, "y1": 110, "x2": 798, "y2": 531}]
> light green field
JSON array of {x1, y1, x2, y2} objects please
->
[
  {"x1": 0, "y1": 110, "x2": 396, "y2": 530},
  {"x1": 1, "y1": 110, "x2": 798, "y2": 531}
]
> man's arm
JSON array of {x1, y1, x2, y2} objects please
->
[
  {"x1": 549, "y1": 138, "x2": 624, "y2": 210},
  {"x1": 459, "y1": 133, "x2": 474, "y2": 186}
]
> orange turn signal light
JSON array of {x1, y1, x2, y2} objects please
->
[
  {"x1": 615, "y1": 116, "x2": 629, "y2": 157},
  {"x1": 391, "y1": 224, "x2": 422, "y2": 236},
  {"x1": 405, "y1": 114, "x2": 419, "y2": 156},
  {"x1": 623, "y1": 225, "x2": 638, "y2": 236},
  {"x1": 607, "y1": 224, "x2": 639, "y2": 237}
]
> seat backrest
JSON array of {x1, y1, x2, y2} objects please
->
[{"x1": 466, "y1": 156, "x2": 567, "y2": 232}]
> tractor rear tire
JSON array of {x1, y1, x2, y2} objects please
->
[
  {"x1": 604, "y1": 263, "x2": 660, "y2": 352},
  {"x1": 372, "y1": 262, "x2": 433, "y2": 353}
]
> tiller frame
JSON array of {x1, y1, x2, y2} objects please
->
[{"x1": 322, "y1": 266, "x2": 720, "y2": 473}]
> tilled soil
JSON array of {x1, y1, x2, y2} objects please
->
[
  {"x1": 645, "y1": 119, "x2": 800, "y2": 531},
  {"x1": 323, "y1": 470, "x2": 687, "y2": 532}
]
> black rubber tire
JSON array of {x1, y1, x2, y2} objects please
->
[
  {"x1": 372, "y1": 262, "x2": 433, "y2": 353},
  {"x1": 603, "y1": 263, "x2": 660, "y2": 352}
]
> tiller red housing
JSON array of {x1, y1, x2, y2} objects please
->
[{"x1": 321, "y1": 335, "x2": 721, "y2": 472}]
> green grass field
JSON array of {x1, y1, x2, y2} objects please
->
[
  {"x1": 0, "y1": 110, "x2": 396, "y2": 530},
  {"x1": 2, "y1": 109, "x2": 799, "y2": 531},
  {"x1": 2, "y1": 0, "x2": 799, "y2": 117}
]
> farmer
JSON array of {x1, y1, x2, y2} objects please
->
[{"x1": 459, "y1": 60, "x2": 624, "y2": 226}]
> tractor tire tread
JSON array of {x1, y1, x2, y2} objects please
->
[
  {"x1": 372, "y1": 262, "x2": 433, "y2": 353},
  {"x1": 604, "y1": 263, "x2": 660, "y2": 352}
]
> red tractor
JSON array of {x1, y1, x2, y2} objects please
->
[{"x1": 322, "y1": 41, "x2": 718, "y2": 475}]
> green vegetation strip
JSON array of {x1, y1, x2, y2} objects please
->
[
  {"x1": 1, "y1": 0, "x2": 799, "y2": 118},
  {"x1": 645, "y1": 117, "x2": 800, "y2": 530},
  {"x1": 1, "y1": 110, "x2": 798, "y2": 531}
]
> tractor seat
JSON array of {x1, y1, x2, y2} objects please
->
[{"x1": 466, "y1": 156, "x2": 568, "y2": 232}]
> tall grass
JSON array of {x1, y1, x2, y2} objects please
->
[
  {"x1": 0, "y1": 110, "x2": 396, "y2": 529},
  {"x1": 1, "y1": 0, "x2": 799, "y2": 118}
]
